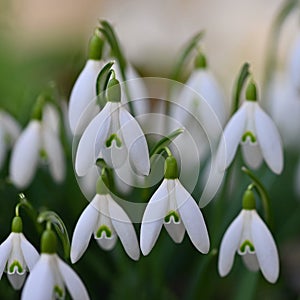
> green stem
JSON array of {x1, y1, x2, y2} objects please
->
[{"x1": 241, "y1": 166, "x2": 273, "y2": 228}]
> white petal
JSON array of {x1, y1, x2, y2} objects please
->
[
  {"x1": 96, "y1": 234, "x2": 117, "y2": 250},
  {"x1": 254, "y1": 104, "x2": 283, "y2": 174},
  {"x1": 175, "y1": 180, "x2": 210, "y2": 253},
  {"x1": 241, "y1": 142, "x2": 263, "y2": 169},
  {"x1": 218, "y1": 211, "x2": 244, "y2": 277},
  {"x1": 20, "y1": 233, "x2": 39, "y2": 270},
  {"x1": 164, "y1": 222, "x2": 185, "y2": 243},
  {"x1": 119, "y1": 106, "x2": 150, "y2": 176},
  {"x1": 0, "y1": 234, "x2": 13, "y2": 278},
  {"x1": 8, "y1": 272, "x2": 26, "y2": 290},
  {"x1": 70, "y1": 195, "x2": 99, "y2": 263},
  {"x1": 242, "y1": 253, "x2": 259, "y2": 272},
  {"x1": 42, "y1": 127, "x2": 65, "y2": 183},
  {"x1": 140, "y1": 179, "x2": 169, "y2": 255},
  {"x1": 251, "y1": 211, "x2": 279, "y2": 283},
  {"x1": 69, "y1": 60, "x2": 103, "y2": 134},
  {"x1": 75, "y1": 103, "x2": 111, "y2": 176},
  {"x1": 9, "y1": 121, "x2": 41, "y2": 188},
  {"x1": 108, "y1": 195, "x2": 140, "y2": 260},
  {"x1": 42, "y1": 103, "x2": 60, "y2": 134},
  {"x1": 217, "y1": 103, "x2": 247, "y2": 170},
  {"x1": 57, "y1": 256, "x2": 89, "y2": 300},
  {"x1": 21, "y1": 254, "x2": 54, "y2": 300},
  {"x1": 0, "y1": 110, "x2": 21, "y2": 143}
]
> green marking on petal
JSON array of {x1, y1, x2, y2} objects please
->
[
  {"x1": 96, "y1": 225, "x2": 112, "y2": 238},
  {"x1": 164, "y1": 211, "x2": 180, "y2": 223},
  {"x1": 9, "y1": 261, "x2": 23, "y2": 273},
  {"x1": 239, "y1": 240, "x2": 255, "y2": 253},
  {"x1": 39, "y1": 148, "x2": 48, "y2": 159},
  {"x1": 242, "y1": 131, "x2": 256, "y2": 143},
  {"x1": 105, "y1": 134, "x2": 122, "y2": 148},
  {"x1": 54, "y1": 285, "x2": 64, "y2": 299}
]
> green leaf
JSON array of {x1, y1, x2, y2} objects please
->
[
  {"x1": 96, "y1": 61, "x2": 114, "y2": 108},
  {"x1": 38, "y1": 211, "x2": 70, "y2": 260},
  {"x1": 150, "y1": 128, "x2": 184, "y2": 157},
  {"x1": 231, "y1": 62, "x2": 250, "y2": 115}
]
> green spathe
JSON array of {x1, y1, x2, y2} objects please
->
[
  {"x1": 164, "y1": 156, "x2": 178, "y2": 179},
  {"x1": 41, "y1": 229, "x2": 57, "y2": 254},
  {"x1": 242, "y1": 190, "x2": 256, "y2": 210}
]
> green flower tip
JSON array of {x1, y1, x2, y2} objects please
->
[
  {"x1": 88, "y1": 31, "x2": 104, "y2": 60},
  {"x1": 11, "y1": 216, "x2": 23, "y2": 233},
  {"x1": 96, "y1": 175, "x2": 109, "y2": 195},
  {"x1": 246, "y1": 80, "x2": 257, "y2": 101},
  {"x1": 242, "y1": 189, "x2": 256, "y2": 210},
  {"x1": 41, "y1": 229, "x2": 57, "y2": 254},
  {"x1": 164, "y1": 156, "x2": 178, "y2": 179},
  {"x1": 107, "y1": 78, "x2": 121, "y2": 103},
  {"x1": 194, "y1": 52, "x2": 207, "y2": 69}
]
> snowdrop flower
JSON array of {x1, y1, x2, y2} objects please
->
[
  {"x1": 0, "y1": 216, "x2": 39, "y2": 290},
  {"x1": 288, "y1": 33, "x2": 300, "y2": 93},
  {"x1": 217, "y1": 81, "x2": 283, "y2": 174},
  {"x1": 0, "y1": 110, "x2": 21, "y2": 170},
  {"x1": 140, "y1": 155, "x2": 210, "y2": 255},
  {"x1": 218, "y1": 190, "x2": 279, "y2": 283},
  {"x1": 9, "y1": 104, "x2": 65, "y2": 189},
  {"x1": 69, "y1": 32, "x2": 104, "y2": 135},
  {"x1": 171, "y1": 52, "x2": 227, "y2": 139},
  {"x1": 75, "y1": 77, "x2": 150, "y2": 177},
  {"x1": 22, "y1": 229, "x2": 89, "y2": 300},
  {"x1": 71, "y1": 175, "x2": 140, "y2": 262}
]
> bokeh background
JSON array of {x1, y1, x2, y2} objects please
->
[{"x1": 0, "y1": 0, "x2": 300, "y2": 299}]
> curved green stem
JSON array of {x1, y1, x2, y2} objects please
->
[{"x1": 241, "y1": 166, "x2": 273, "y2": 228}]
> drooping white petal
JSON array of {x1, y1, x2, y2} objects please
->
[
  {"x1": 164, "y1": 221, "x2": 185, "y2": 243},
  {"x1": 119, "y1": 106, "x2": 150, "y2": 175},
  {"x1": 217, "y1": 103, "x2": 247, "y2": 170},
  {"x1": 218, "y1": 211, "x2": 244, "y2": 277},
  {"x1": 0, "y1": 234, "x2": 13, "y2": 278},
  {"x1": 42, "y1": 103, "x2": 60, "y2": 134},
  {"x1": 241, "y1": 142, "x2": 263, "y2": 170},
  {"x1": 9, "y1": 120, "x2": 41, "y2": 188},
  {"x1": 69, "y1": 60, "x2": 103, "y2": 134},
  {"x1": 108, "y1": 195, "x2": 140, "y2": 260},
  {"x1": 20, "y1": 233, "x2": 39, "y2": 270},
  {"x1": 251, "y1": 211, "x2": 279, "y2": 283},
  {"x1": 140, "y1": 179, "x2": 169, "y2": 255},
  {"x1": 242, "y1": 253, "x2": 259, "y2": 272},
  {"x1": 57, "y1": 256, "x2": 89, "y2": 300},
  {"x1": 0, "y1": 110, "x2": 21, "y2": 143},
  {"x1": 96, "y1": 234, "x2": 117, "y2": 250},
  {"x1": 42, "y1": 127, "x2": 65, "y2": 183},
  {"x1": 8, "y1": 272, "x2": 26, "y2": 290},
  {"x1": 254, "y1": 104, "x2": 283, "y2": 174},
  {"x1": 70, "y1": 196, "x2": 100, "y2": 263},
  {"x1": 21, "y1": 254, "x2": 54, "y2": 300},
  {"x1": 288, "y1": 34, "x2": 300, "y2": 92},
  {"x1": 75, "y1": 103, "x2": 111, "y2": 176},
  {"x1": 175, "y1": 179, "x2": 210, "y2": 253}
]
